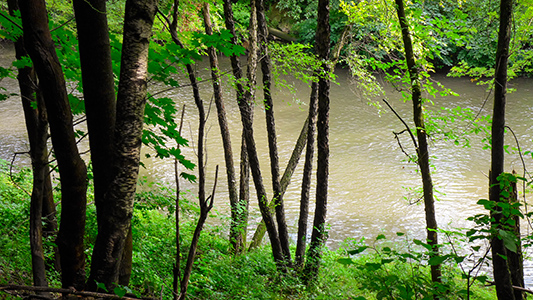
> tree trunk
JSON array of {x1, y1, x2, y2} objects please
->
[
  {"x1": 221, "y1": 0, "x2": 252, "y2": 253},
  {"x1": 296, "y1": 82, "x2": 318, "y2": 267},
  {"x1": 249, "y1": 117, "x2": 308, "y2": 250},
  {"x1": 489, "y1": 0, "x2": 515, "y2": 298},
  {"x1": 303, "y1": 0, "x2": 331, "y2": 282},
  {"x1": 237, "y1": 133, "x2": 250, "y2": 252},
  {"x1": 19, "y1": 0, "x2": 88, "y2": 289},
  {"x1": 72, "y1": 0, "x2": 116, "y2": 228},
  {"x1": 8, "y1": 0, "x2": 50, "y2": 287},
  {"x1": 221, "y1": 0, "x2": 288, "y2": 263},
  {"x1": 393, "y1": 0, "x2": 442, "y2": 286},
  {"x1": 507, "y1": 171, "x2": 524, "y2": 300},
  {"x1": 201, "y1": 2, "x2": 240, "y2": 255},
  {"x1": 178, "y1": 6, "x2": 217, "y2": 294},
  {"x1": 256, "y1": 0, "x2": 291, "y2": 262},
  {"x1": 87, "y1": 0, "x2": 158, "y2": 290}
]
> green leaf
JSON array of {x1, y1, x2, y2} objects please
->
[
  {"x1": 12, "y1": 56, "x2": 32, "y2": 69},
  {"x1": 96, "y1": 282, "x2": 108, "y2": 292},
  {"x1": 180, "y1": 172, "x2": 196, "y2": 183},
  {"x1": 337, "y1": 258, "x2": 355, "y2": 265},
  {"x1": 428, "y1": 255, "x2": 447, "y2": 266},
  {"x1": 114, "y1": 286, "x2": 127, "y2": 297},
  {"x1": 364, "y1": 262, "x2": 382, "y2": 271},
  {"x1": 475, "y1": 275, "x2": 488, "y2": 283},
  {"x1": 347, "y1": 246, "x2": 368, "y2": 255},
  {"x1": 499, "y1": 229, "x2": 518, "y2": 253},
  {"x1": 376, "y1": 234, "x2": 386, "y2": 241}
]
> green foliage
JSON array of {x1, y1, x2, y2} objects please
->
[
  {"x1": 338, "y1": 234, "x2": 497, "y2": 300},
  {"x1": 0, "y1": 163, "x2": 503, "y2": 299},
  {"x1": 0, "y1": 160, "x2": 32, "y2": 285},
  {"x1": 467, "y1": 173, "x2": 525, "y2": 249}
]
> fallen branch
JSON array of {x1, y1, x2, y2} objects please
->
[{"x1": 0, "y1": 284, "x2": 157, "y2": 300}]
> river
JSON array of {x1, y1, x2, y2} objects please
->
[{"x1": 1, "y1": 42, "x2": 533, "y2": 281}]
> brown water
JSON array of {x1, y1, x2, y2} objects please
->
[{"x1": 2, "y1": 43, "x2": 533, "y2": 276}]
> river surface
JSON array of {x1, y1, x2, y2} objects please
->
[{"x1": 1, "y1": 43, "x2": 533, "y2": 280}]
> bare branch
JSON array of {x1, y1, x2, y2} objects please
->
[
  {"x1": 0, "y1": 284, "x2": 157, "y2": 300},
  {"x1": 382, "y1": 98, "x2": 418, "y2": 149}
]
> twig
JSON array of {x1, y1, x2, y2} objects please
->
[
  {"x1": 50, "y1": 16, "x2": 75, "y2": 32},
  {"x1": 0, "y1": 284, "x2": 157, "y2": 300},
  {"x1": 382, "y1": 99, "x2": 418, "y2": 150},
  {"x1": 505, "y1": 125, "x2": 533, "y2": 233},
  {"x1": 207, "y1": 165, "x2": 219, "y2": 210},
  {"x1": 512, "y1": 285, "x2": 533, "y2": 295},
  {"x1": 0, "y1": 10, "x2": 22, "y2": 30},
  {"x1": 392, "y1": 129, "x2": 416, "y2": 162}
]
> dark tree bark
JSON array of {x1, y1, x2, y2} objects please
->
[
  {"x1": 173, "y1": 105, "x2": 185, "y2": 300},
  {"x1": 256, "y1": 0, "x2": 291, "y2": 262},
  {"x1": 303, "y1": 0, "x2": 330, "y2": 282},
  {"x1": 394, "y1": 0, "x2": 442, "y2": 286},
  {"x1": 222, "y1": 0, "x2": 286, "y2": 264},
  {"x1": 8, "y1": 0, "x2": 53, "y2": 286},
  {"x1": 295, "y1": 82, "x2": 318, "y2": 267},
  {"x1": 19, "y1": 0, "x2": 88, "y2": 289},
  {"x1": 9, "y1": 0, "x2": 60, "y2": 275},
  {"x1": 225, "y1": 0, "x2": 285, "y2": 268},
  {"x1": 234, "y1": 0, "x2": 258, "y2": 252},
  {"x1": 9, "y1": 0, "x2": 49, "y2": 286},
  {"x1": 507, "y1": 171, "x2": 524, "y2": 300},
  {"x1": 249, "y1": 117, "x2": 308, "y2": 250},
  {"x1": 87, "y1": 0, "x2": 158, "y2": 290},
  {"x1": 201, "y1": 2, "x2": 240, "y2": 255},
  {"x1": 72, "y1": 0, "x2": 116, "y2": 227},
  {"x1": 489, "y1": 0, "x2": 515, "y2": 299}
]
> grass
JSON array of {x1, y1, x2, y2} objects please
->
[{"x1": 0, "y1": 160, "x2": 498, "y2": 299}]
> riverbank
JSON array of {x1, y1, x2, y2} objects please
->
[{"x1": 0, "y1": 160, "x2": 497, "y2": 299}]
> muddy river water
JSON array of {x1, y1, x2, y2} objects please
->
[{"x1": 1, "y1": 42, "x2": 533, "y2": 282}]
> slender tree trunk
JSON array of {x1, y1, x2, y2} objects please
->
[
  {"x1": 88, "y1": 0, "x2": 158, "y2": 290},
  {"x1": 249, "y1": 117, "x2": 308, "y2": 250},
  {"x1": 173, "y1": 106, "x2": 185, "y2": 300},
  {"x1": 304, "y1": 0, "x2": 330, "y2": 282},
  {"x1": 19, "y1": 0, "x2": 88, "y2": 289},
  {"x1": 201, "y1": 2, "x2": 240, "y2": 254},
  {"x1": 394, "y1": 0, "x2": 442, "y2": 286},
  {"x1": 228, "y1": 0, "x2": 285, "y2": 268},
  {"x1": 222, "y1": 0, "x2": 286, "y2": 264},
  {"x1": 238, "y1": 134, "x2": 250, "y2": 251},
  {"x1": 490, "y1": 0, "x2": 515, "y2": 298},
  {"x1": 296, "y1": 82, "x2": 318, "y2": 267},
  {"x1": 177, "y1": 92, "x2": 218, "y2": 297},
  {"x1": 235, "y1": 0, "x2": 258, "y2": 251},
  {"x1": 72, "y1": 0, "x2": 116, "y2": 227},
  {"x1": 255, "y1": 0, "x2": 291, "y2": 262},
  {"x1": 221, "y1": 0, "x2": 253, "y2": 253},
  {"x1": 507, "y1": 171, "x2": 524, "y2": 300},
  {"x1": 8, "y1": 0, "x2": 50, "y2": 287}
]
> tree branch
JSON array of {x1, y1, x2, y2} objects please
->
[
  {"x1": 382, "y1": 99, "x2": 418, "y2": 149},
  {"x1": 0, "y1": 285, "x2": 157, "y2": 300}
]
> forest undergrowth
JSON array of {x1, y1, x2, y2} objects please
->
[{"x1": 0, "y1": 159, "x2": 497, "y2": 299}]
